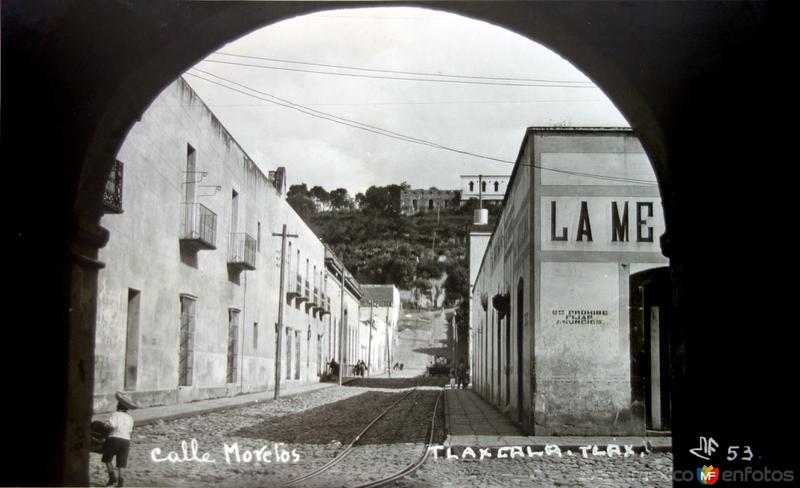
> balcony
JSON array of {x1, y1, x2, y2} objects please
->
[
  {"x1": 102, "y1": 159, "x2": 124, "y2": 214},
  {"x1": 304, "y1": 281, "x2": 316, "y2": 313},
  {"x1": 180, "y1": 202, "x2": 217, "y2": 251},
  {"x1": 227, "y1": 232, "x2": 256, "y2": 271},
  {"x1": 293, "y1": 275, "x2": 308, "y2": 304},
  {"x1": 317, "y1": 295, "x2": 331, "y2": 318},
  {"x1": 313, "y1": 289, "x2": 326, "y2": 316}
]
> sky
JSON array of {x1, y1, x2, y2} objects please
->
[{"x1": 181, "y1": 6, "x2": 629, "y2": 196}]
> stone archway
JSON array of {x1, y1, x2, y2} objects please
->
[{"x1": 4, "y1": 1, "x2": 794, "y2": 485}]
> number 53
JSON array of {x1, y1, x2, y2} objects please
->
[{"x1": 727, "y1": 446, "x2": 754, "y2": 461}]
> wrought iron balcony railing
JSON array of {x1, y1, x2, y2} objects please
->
[
  {"x1": 293, "y1": 274, "x2": 308, "y2": 304},
  {"x1": 102, "y1": 159, "x2": 124, "y2": 214},
  {"x1": 286, "y1": 273, "x2": 302, "y2": 302},
  {"x1": 304, "y1": 280, "x2": 315, "y2": 312},
  {"x1": 227, "y1": 232, "x2": 256, "y2": 271},
  {"x1": 319, "y1": 296, "x2": 331, "y2": 316},
  {"x1": 180, "y1": 202, "x2": 217, "y2": 251}
]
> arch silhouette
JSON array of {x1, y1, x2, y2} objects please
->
[{"x1": 3, "y1": 2, "x2": 793, "y2": 485}]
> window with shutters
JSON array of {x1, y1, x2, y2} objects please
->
[{"x1": 178, "y1": 295, "x2": 196, "y2": 386}]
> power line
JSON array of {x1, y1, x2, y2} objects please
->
[
  {"x1": 213, "y1": 52, "x2": 595, "y2": 85},
  {"x1": 183, "y1": 71, "x2": 657, "y2": 186},
  {"x1": 187, "y1": 69, "x2": 460, "y2": 154},
  {"x1": 186, "y1": 70, "x2": 655, "y2": 185},
  {"x1": 200, "y1": 59, "x2": 599, "y2": 89},
  {"x1": 149, "y1": 98, "x2": 608, "y2": 107}
]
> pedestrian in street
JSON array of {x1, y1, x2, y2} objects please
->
[
  {"x1": 102, "y1": 402, "x2": 134, "y2": 487},
  {"x1": 456, "y1": 359, "x2": 468, "y2": 389},
  {"x1": 329, "y1": 359, "x2": 339, "y2": 379},
  {"x1": 399, "y1": 362, "x2": 404, "y2": 371},
  {"x1": 358, "y1": 359, "x2": 367, "y2": 378}
]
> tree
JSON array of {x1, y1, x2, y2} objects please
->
[
  {"x1": 355, "y1": 192, "x2": 366, "y2": 209},
  {"x1": 286, "y1": 193, "x2": 316, "y2": 221},
  {"x1": 362, "y1": 184, "x2": 402, "y2": 216},
  {"x1": 329, "y1": 188, "x2": 354, "y2": 210},
  {"x1": 287, "y1": 183, "x2": 309, "y2": 198},
  {"x1": 443, "y1": 263, "x2": 468, "y2": 305},
  {"x1": 417, "y1": 258, "x2": 444, "y2": 280},
  {"x1": 309, "y1": 186, "x2": 330, "y2": 210}
]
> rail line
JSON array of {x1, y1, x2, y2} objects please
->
[
  {"x1": 353, "y1": 387, "x2": 443, "y2": 488},
  {"x1": 279, "y1": 377, "x2": 444, "y2": 487}
]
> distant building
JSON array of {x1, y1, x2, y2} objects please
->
[
  {"x1": 400, "y1": 188, "x2": 457, "y2": 216},
  {"x1": 324, "y1": 247, "x2": 363, "y2": 377},
  {"x1": 460, "y1": 175, "x2": 509, "y2": 206},
  {"x1": 358, "y1": 285, "x2": 400, "y2": 374}
]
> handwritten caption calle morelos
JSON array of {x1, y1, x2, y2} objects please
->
[
  {"x1": 428, "y1": 443, "x2": 645, "y2": 461},
  {"x1": 150, "y1": 439, "x2": 301, "y2": 465}
]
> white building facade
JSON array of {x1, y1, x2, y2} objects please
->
[{"x1": 93, "y1": 78, "x2": 360, "y2": 412}]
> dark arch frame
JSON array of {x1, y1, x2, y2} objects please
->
[{"x1": 4, "y1": 1, "x2": 794, "y2": 485}]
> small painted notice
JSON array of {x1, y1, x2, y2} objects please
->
[{"x1": 551, "y1": 309, "x2": 610, "y2": 325}]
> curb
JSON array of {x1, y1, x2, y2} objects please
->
[{"x1": 94, "y1": 382, "x2": 339, "y2": 427}]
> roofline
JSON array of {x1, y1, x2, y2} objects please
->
[
  {"x1": 460, "y1": 174, "x2": 511, "y2": 178},
  {"x1": 324, "y1": 246, "x2": 362, "y2": 299},
  {"x1": 526, "y1": 126, "x2": 633, "y2": 132}
]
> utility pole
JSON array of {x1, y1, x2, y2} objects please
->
[
  {"x1": 338, "y1": 255, "x2": 346, "y2": 386},
  {"x1": 478, "y1": 175, "x2": 483, "y2": 209},
  {"x1": 272, "y1": 224, "x2": 297, "y2": 400},
  {"x1": 386, "y1": 306, "x2": 391, "y2": 379},
  {"x1": 367, "y1": 301, "x2": 374, "y2": 377},
  {"x1": 451, "y1": 311, "x2": 457, "y2": 365}
]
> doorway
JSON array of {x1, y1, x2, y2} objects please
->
[{"x1": 630, "y1": 267, "x2": 672, "y2": 432}]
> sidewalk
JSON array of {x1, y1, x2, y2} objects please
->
[
  {"x1": 92, "y1": 381, "x2": 338, "y2": 426},
  {"x1": 444, "y1": 388, "x2": 671, "y2": 452}
]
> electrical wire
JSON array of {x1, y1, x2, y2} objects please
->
[
  {"x1": 183, "y1": 70, "x2": 657, "y2": 186},
  {"x1": 213, "y1": 52, "x2": 595, "y2": 85},
  {"x1": 200, "y1": 59, "x2": 599, "y2": 89}
]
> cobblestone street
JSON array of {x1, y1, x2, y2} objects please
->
[
  {"x1": 398, "y1": 450, "x2": 673, "y2": 488},
  {"x1": 90, "y1": 382, "x2": 672, "y2": 487}
]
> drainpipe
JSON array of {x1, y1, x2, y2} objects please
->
[{"x1": 240, "y1": 272, "x2": 246, "y2": 392}]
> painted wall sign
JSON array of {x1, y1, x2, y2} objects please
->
[
  {"x1": 541, "y1": 197, "x2": 664, "y2": 252},
  {"x1": 551, "y1": 309, "x2": 610, "y2": 325},
  {"x1": 539, "y1": 262, "x2": 620, "y2": 353}
]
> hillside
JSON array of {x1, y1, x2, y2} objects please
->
[
  {"x1": 308, "y1": 209, "x2": 472, "y2": 299},
  {"x1": 288, "y1": 182, "x2": 499, "y2": 315}
]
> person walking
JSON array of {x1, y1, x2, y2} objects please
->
[
  {"x1": 456, "y1": 359, "x2": 468, "y2": 389},
  {"x1": 102, "y1": 402, "x2": 134, "y2": 487}
]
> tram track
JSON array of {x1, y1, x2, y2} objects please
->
[{"x1": 280, "y1": 377, "x2": 444, "y2": 488}]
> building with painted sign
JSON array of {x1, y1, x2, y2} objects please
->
[
  {"x1": 470, "y1": 127, "x2": 668, "y2": 435},
  {"x1": 93, "y1": 78, "x2": 361, "y2": 412}
]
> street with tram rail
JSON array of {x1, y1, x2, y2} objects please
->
[{"x1": 89, "y1": 308, "x2": 671, "y2": 487}]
